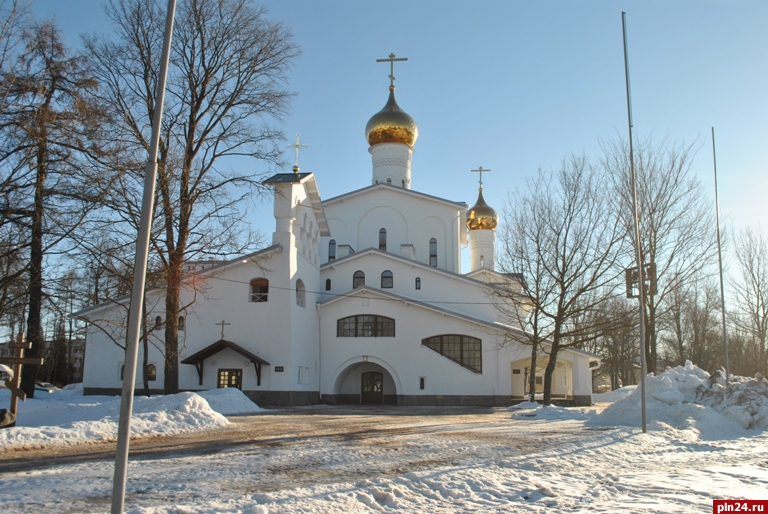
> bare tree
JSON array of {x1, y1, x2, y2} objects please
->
[
  {"x1": 0, "y1": 20, "x2": 107, "y2": 396},
  {"x1": 85, "y1": 0, "x2": 298, "y2": 393},
  {"x1": 495, "y1": 155, "x2": 626, "y2": 404},
  {"x1": 603, "y1": 135, "x2": 716, "y2": 374},
  {"x1": 730, "y1": 225, "x2": 768, "y2": 376},
  {"x1": 661, "y1": 282, "x2": 722, "y2": 372}
]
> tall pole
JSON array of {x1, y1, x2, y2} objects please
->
[
  {"x1": 111, "y1": 1, "x2": 176, "y2": 512},
  {"x1": 712, "y1": 127, "x2": 730, "y2": 386},
  {"x1": 622, "y1": 12, "x2": 648, "y2": 433}
]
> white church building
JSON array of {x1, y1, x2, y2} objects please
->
[{"x1": 77, "y1": 59, "x2": 600, "y2": 407}]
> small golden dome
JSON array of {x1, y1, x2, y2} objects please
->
[
  {"x1": 467, "y1": 189, "x2": 498, "y2": 231},
  {"x1": 365, "y1": 86, "x2": 418, "y2": 147}
]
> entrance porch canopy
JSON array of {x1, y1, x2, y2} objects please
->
[{"x1": 181, "y1": 339, "x2": 270, "y2": 386}]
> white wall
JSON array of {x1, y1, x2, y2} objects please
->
[
  {"x1": 319, "y1": 290, "x2": 530, "y2": 398},
  {"x1": 321, "y1": 186, "x2": 465, "y2": 273}
]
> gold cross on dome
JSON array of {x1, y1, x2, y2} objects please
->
[
  {"x1": 471, "y1": 166, "x2": 491, "y2": 189},
  {"x1": 376, "y1": 53, "x2": 408, "y2": 88},
  {"x1": 215, "y1": 320, "x2": 231, "y2": 339},
  {"x1": 286, "y1": 132, "x2": 309, "y2": 171}
]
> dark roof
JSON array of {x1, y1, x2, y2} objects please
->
[
  {"x1": 180, "y1": 339, "x2": 270, "y2": 366},
  {"x1": 263, "y1": 172, "x2": 312, "y2": 184}
]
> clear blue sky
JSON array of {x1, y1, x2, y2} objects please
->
[{"x1": 33, "y1": 1, "x2": 768, "y2": 260}]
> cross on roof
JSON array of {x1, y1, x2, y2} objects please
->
[
  {"x1": 215, "y1": 320, "x2": 231, "y2": 339},
  {"x1": 471, "y1": 166, "x2": 490, "y2": 189},
  {"x1": 286, "y1": 132, "x2": 309, "y2": 172},
  {"x1": 376, "y1": 53, "x2": 408, "y2": 88}
]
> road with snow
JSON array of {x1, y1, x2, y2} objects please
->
[{"x1": 1, "y1": 364, "x2": 767, "y2": 513}]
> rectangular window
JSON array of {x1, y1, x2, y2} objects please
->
[{"x1": 250, "y1": 278, "x2": 269, "y2": 302}]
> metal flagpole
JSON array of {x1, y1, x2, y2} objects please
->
[
  {"x1": 622, "y1": 11, "x2": 648, "y2": 433},
  {"x1": 111, "y1": 1, "x2": 176, "y2": 512},
  {"x1": 712, "y1": 127, "x2": 730, "y2": 387}
]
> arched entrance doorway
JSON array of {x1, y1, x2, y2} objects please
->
[{"x1": 327, "y1": 359, "x2": 399, "y2": 405}]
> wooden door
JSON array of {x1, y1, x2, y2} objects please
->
[
  {"x1": 218, "y1": 369, "x2": 242, "y2": 390},
  {"x1": 361, "y1": 371, "x2": 383, "y2": 404}
]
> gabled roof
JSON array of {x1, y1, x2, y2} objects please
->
[
  {"x1": 72, "y1": 244, "x2": 283, "y2": 319},
  {"x1": 322, "y1": 247, "x2": 527, "y2": 300},
  {"x1": 320, "y1": 285, "x2": 528, "y2": 338},
  {"x1": 319, "y1": 286, "x2": 601, "y2": 361},
  {"x1": 181, "y1": 339, "x2": 270, "y2": 366},
  {"x1": 322, "y1": 183, "x2": 468, "y2": 211}
]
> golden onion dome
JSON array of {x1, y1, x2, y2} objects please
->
[
  {"x1": 365, "y1": 86, "x2": 418, "y2": 147},
  {"x1": 467, "y1": 189, "x2": 498, "y2": 231}
]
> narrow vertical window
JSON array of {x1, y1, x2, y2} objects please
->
[
  {"x1": 296, "y1": 279, "x2": 306, "y2": 308},
  {"x1": 415, "y1": 277, "x2": 421, "y2": 290},
  {"x1": 419, "y1": 377, "x2": 425, "y2": 390},
  {"x1": 178, "y1": 316, "x2": 185, "y2": 330},
  {"x1": 429, "y1": 238, "x2": 437, "y2": 267},
  {"x1": 325, "y1": 278, "x2": 332, "y2": 291},
  {"x1": 480, "y1": 255, "x2": 485, "y2": 268},
  {"x1": 146, "y1": 364, "x2": 157, "y2": 381},
  {"x1": 155, "y1": 316, "x2": 162, "y2": 329},
  {"x1": 381, "y1": 270, "x2": 393, "y2": 288},
  {"x1": 328, "y1": 239, "x2": 336, "y2": 261},
  {"x1": 379, "y1": 228, "x2": 387, "y2": 251},
  {"x1": 353, "y1": 270, "x2": 365, "y2": 289}
]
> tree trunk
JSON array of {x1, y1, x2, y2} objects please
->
[
  {"x1": 163, "y1": 250, "x2": 183, "y2": 394},
  {"x1": 528, "y1": 340, "x2": 538, "y2": 403},
  {"x1": 142, "y1": 299, "x2": 150, "y2": 396},
  {"x1": 21, "y1": 143, "x2": 48, "y2": 398},
  {"x1": 542, "y1": 341, "x2": 560, "y2": 406}
]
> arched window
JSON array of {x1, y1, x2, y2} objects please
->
[
  {"x1": 480, "y1": 255, "x2": 485, "y2": 268},
  {"x1": 415, "y1": 277, "x2": 421, "y2": 290},
  {"x1": 379, "y1": 228, "x2": 387, "y2": 251},
  {"x1": 386, "y1": 178, "x2": 392, "y2": 183},
  {"x1": 429, "y1": 238, "x2": 438, "y2": 267},
  {"x1": 422, "y1": 334, "x2": 482, "y2": 373},
  {"x1": 401, "y1": 179, "x2": 405, "y2": 188},
  {"x1": 337, "y1": 315, "x2": 395, "y2": 337},
  {"x1": 250, "y1": 278, "x2": 269, "y2": 302},
  {"x1": 325, "y1": 278, "x2": 332, "y2": 291},
  {"x1": 154, "y1": 316, "x2": 162, "y2": 329},
  {"x1": 328, "y1": 239, "x2": 336, "y2": 261},
  {"x1": 296, "y1": 279, "x2": 306, "y2": 308},
  {"x1": 353, "y1": 270, "x2": 365, "y2": 289},
  {"x1": 381, "y1": 270, "x2": 393, "y2": 288},
  {"x1": 146, "y1": 364, "x2": 157, "y2": 381},
  {"x1": 178, "y1": 316, "x2": 185, "y2": 331}
]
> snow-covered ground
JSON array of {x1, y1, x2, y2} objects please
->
[{"x1": 1, "y1": 362, "x2": 767, "y2": 513}]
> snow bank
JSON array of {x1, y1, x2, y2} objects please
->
[
  {"x1": 0, "y1": 387, "x2": 263, "y2": 451},
  {"x1": 593, "y1": 385, "x2": 636, "y2": 403},
  {"x1": 196, "y1": 387, "x2": 266, "y2": 415},
  {"x1": 508, "y1": 401, "x2": 594, "y2": 421},
  {"x1": 591, "y1": 361, "x2": 768, "y2": 434}
]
